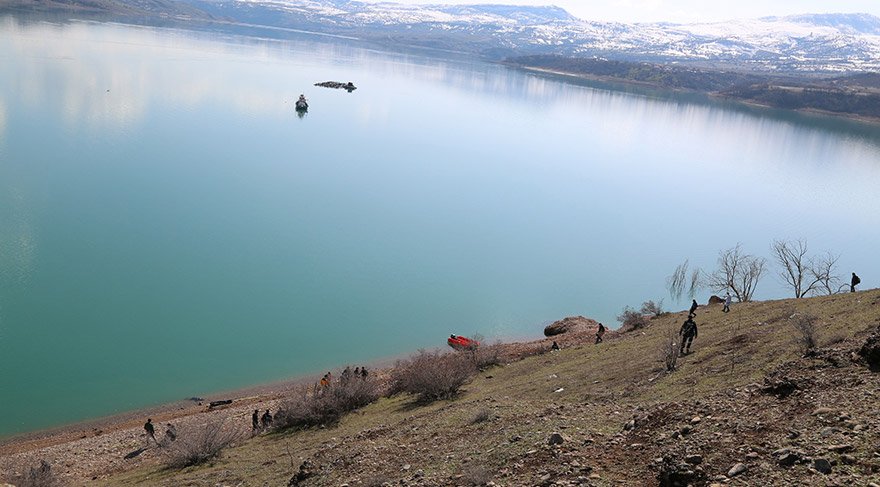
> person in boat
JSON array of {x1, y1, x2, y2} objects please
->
[{"x1": 298, "y1": 94, "x2": 307, "y2": 104}]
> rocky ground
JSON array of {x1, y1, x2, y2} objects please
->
[{"x1": 2, "y1": 291, "x2": 879, "y2": 486}]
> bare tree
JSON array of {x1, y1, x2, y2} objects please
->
[
  {"x1": 772, "y1": 240, "x2": 816, "y2": 298},
  {"x1": 772, "y1": 240, "x2": 842, "y2": 298},
  {"x1": 809, "y1": 251, "x2": 841, "y2": 296},
  {"x1": 667, "y1": 260, "x2": 702, "y2": 301},
  {"x1": 706, "y1": 244, "x2": 766, "y2": 302}
]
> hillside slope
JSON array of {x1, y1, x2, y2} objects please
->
[{"x1": 4, "y1": 290, "x2": 880, "y2": 486}]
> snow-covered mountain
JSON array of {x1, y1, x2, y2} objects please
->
[{"x1": 187, "y1": 0, "x2": 880, "y2": 72}]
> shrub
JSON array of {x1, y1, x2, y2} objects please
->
[
  {"x1": 662, "y1": 326, "x2": 680, "y2": 372},
  {"x1": 275, "y1": 377, "x2": 380, "y2": 430},
  {"x1": 617, "y1": 306, "x2": 650, "y2": 331},
  {"x1": 6, "y1": 460, "x2": 63, "y2": 487},
  {"x1": 461, "y1": 464, "x2": 492, "y2": 486},
  {"x1": 640, "y1": 299, "x2": 666, "y2": 317},
  {"x1": 469, "y1": 408, "x2": 492, "y2": 425},
  {"x1": 791, "y1": 313, "x2": 819, "y2": 354},
  {"x1": 469, "y1": 342, "x2": 502, "y2": 370},
  {"x1": 389, "y1": 350, "x2": 477, "y2": 402},
  {"x1": 165, "y1": 419, "x2": 240, "y2": 468}
]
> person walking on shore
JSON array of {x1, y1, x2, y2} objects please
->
[
  {"x1": 723, "y1": 293, "x2": 732, "y2": 313},
  {"x1": 679, "y1": 317, "x2": 698, "y2": 355},
  {"x1": 851, "y1": 272, "x2": 861, "y2": 293},
  {"x1": 261, "y1": 409, "x2": 273, "y2": 430},
  {"x1": 252, "y1": 409, "x2": 260, "y2": 432},
  {"x1": 595, "y1": 323, "x2": 606, "y2": 344},
  {"x1": 688, "y1": 299, "x2": 698, "y2": 318},
  {"x1": 144, "y1": 418, "x2": 156, "y2": 444}
]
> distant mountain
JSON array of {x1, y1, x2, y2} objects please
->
[
  {"x1": 5, "y1": 0, "x2": 880, "y2": 73},
  {"x1": 178, "y1": 1, "x2": 880, "y2": 72},
  {"x1": 0, "y1": 0, "x2": 212, "y2": 18}
]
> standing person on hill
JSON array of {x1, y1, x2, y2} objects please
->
[
  {"x1": 595, "y1": 323, "x2": 606, "y2": 344},
  {"x1": 851, "y1": 272, "x2": 861, "y2": 293},
  {"x1": 261, "y1": 409, "x2": 273, "y2": 429},
  {"x1": 679, "y1": 317, "x2": 698, "y2": 355},
  {"x1": 688, "y1": 299, "x2": 698, "y2": 318},
  {"x1": 144, "y1": 418, "x2": 156, "y2": 444},
  {"x1": 723, "y1": 293, "x2": 732, "y2": 313},
  {"x1": 252, "y1": 409, "x2": 260, "y2": 432}
]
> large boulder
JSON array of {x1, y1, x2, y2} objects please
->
[
  {"x1": 708, "y1": 295, "x2": 724, "y2": 305},
  {"x1": 858, "y1": 326, "x2": 880, "y2": 371},
  {"x1": 544, "y1": 316, "x2": 599, "y2": 337}
]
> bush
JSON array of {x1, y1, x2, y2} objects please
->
[
  {"x1": 662, "y1": 326, "x2": 680, "y2": 372},
  {"x1": 791, "y1": 313, "x2": 819, "y2": 354},
  {"x1": 461, "y1": 464, "x2": 492, "y2": 486},
  {"x1": 469, "y1": 408, "x2": 492, "y2": 425},
  {"x1": 275, "y1": 376, "x2": 380, "y2": 430},
  {"x1": 617, "y1": 306, "x2": 650, "y2": 331},
  {"x1": 6, "y1": 460, "x2": 63, "y2": 487},
  {"x1": 165, "y1": 419, "x2": 240, "y2": 469},
  {"x1": 389, "y1": 350, "x2": 477, "y2": 402},
  {"x1": 640, "y1": 299, "x2": 666, "y2": 317},
  {"x1": 469, "y1": 342, "x2": 502, "y2": 370}
]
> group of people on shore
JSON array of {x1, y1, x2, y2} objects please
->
[{"x1": 252, "y1": 409, "x2": 273, "y2": 432}]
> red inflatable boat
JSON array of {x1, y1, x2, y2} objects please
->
[{"x1": 448, "y1": 334, "x2": 480, "y2": 351}]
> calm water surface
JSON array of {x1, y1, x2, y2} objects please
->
[{"x1": 1, "y1": 17, "x2": 879, "y2": 437}]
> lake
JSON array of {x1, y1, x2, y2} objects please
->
[{"x1": 1, "y1": 16, "x2": 879, "y2": 438}]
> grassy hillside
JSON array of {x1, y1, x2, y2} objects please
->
[{"x1": 6, "y1": 290, "x2": 880, "y2": 486}]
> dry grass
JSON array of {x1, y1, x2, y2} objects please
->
[
  {"x1": 95, "y1": 289, "x2": 880, "y2": 487},
  {"x1": 164, "y1": 419, "x2": 240, "y2": 469},
  {"x1": 791, "y1": 313, "x2": 819, "y2": 354},
  {"x1": 389, "y1": 350, "x2": 477, "y2": 402},
  {"x1": 274, "y1": 377, "x2": 380, "y2": 430}
]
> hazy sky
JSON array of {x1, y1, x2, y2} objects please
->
[{"x1": 388, "y1": 0, "x2": 880, "y2": 23}]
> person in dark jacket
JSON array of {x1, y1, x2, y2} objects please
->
[
  {"x1": 851, "y1": 272, "x2": 861, "y2": 293},
  {"x1": 688, "y1": 299, "x2": 698, "y2": 318},
  {"x1": 595, "y1": 323, "x2": 606, "y2": 344},
  {"x1": 261, "y1": 409, "x2": 273, "y2": 429},
  {"x1": 252, "y1": 409, "x2": 260, "y2": 432},
  {"x1": 679, "y1": 317, "x2": 698, "y2": 355},
  {"x1": 144, "y1": 418, "x2": 156, "y2": 443}
]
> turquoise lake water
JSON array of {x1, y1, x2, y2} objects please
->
[{"x1": 1, "y1": 17, "x2": 880, "y2": 437}]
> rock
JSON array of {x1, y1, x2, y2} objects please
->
[
  {"x1": 778, "y1": 453, "x2": 800, "y2": 467},
  {"x1": 814, "y1": 458, "x2": 833, "y2": 474},
  {"x1": 840, "y1": 454, "x2": 856, "y2": 465},
  {"x1": 760, "y1": 378, "x2": 798, "y2": 398},
  {"x1": 288, "y1": 460, "x2": 316, "y2": 486},
  {"x1": 727, "y1": 463, "x2": 747, "y2": 477},
  {"x1": 509, "y1": 435, "x2": 522, "y2": 443},
  {"x1": 858, "y1": 326, "x2": 880, "y2": 371},
  {"x1": 691, "y1": 416, "x2": 702, "y2": 424},
  {"x1": 708, "y1": 295, "x2": 724, "y2": 305},
  {"x1": 624, "y1": 419, "x2": 636, "y2": 431},
  {"x1": 656, "y1": 456, "x2": 705, "y2": 487},
  {"x1": 548, "y1": 433, "x2": 565, "y2": 445},
  {"x1": 827, "y1": 444, "x2": 854, "y2": 453},
  {"x1": 544, "y1": 316, "x2": 600, "y2": 336},
  {"x1": 685, "y1": 455, "x2": 703, "y2": 465},
  {"x1": 680, "y1": 425, "x2": 692, "y2": 435},
  {"x1": 812, "y1": 407, "x2": 835, "y2": 416},
  {"x1": 746, "y1": 452, "x2": 759, "y2": 460}
]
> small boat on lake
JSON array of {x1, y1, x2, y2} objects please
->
[
  {"x1": 295, "y1": 94, "x2": 308, "y2": 111},
  {"x1": 448, "y1": 334, "x2": 480, "y2": 351}
]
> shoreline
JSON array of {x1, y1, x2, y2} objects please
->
[
  {"x1": 512, "y1": 65, "x2": 880, "y2": 125},
  {"x1": 0, "y1": 326, "x2": 604, "y2": 483},
  {"x1": 0, "y1": 329, "x2": 556, "y2": 452}
]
